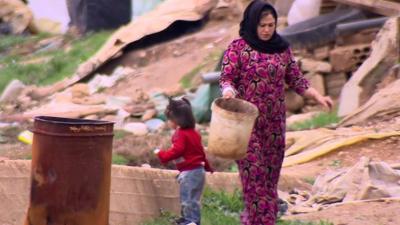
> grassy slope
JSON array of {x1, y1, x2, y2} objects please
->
[{"x1": 0, "y1": 31, "x2": 111, "y2": 93}]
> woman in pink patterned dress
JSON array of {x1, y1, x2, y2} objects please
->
[{"x1": 220, "y1": 1, "x2": 333, "y2": 224}]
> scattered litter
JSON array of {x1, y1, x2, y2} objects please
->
[
  {"x1": 284, "y1": 128, "x2": 400, "y2": 167},
  {"x1": 88, "y1": 73, "x2": 125, "y2": 94},
  {"x1": 18, "y1": 130, "x2": 33, "y2": 145}
]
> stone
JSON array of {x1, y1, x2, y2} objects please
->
[
  {"x1": 84, "y1": 115, "x2": 99, "y2": 120},
  {"x1": 106, "y1": 96, "x2": 132, "y2": 108},
  {"x1": 324, "y1": 73, "x2": 347, "y2": 98},
  {"x1": 141, "y1": 109, "x2": 158, "y2": 121},
  {"x1": 305, "y1": 73, "x2": 325, "y2": 96},
  {"x1": 114, "y1": 109, "x2": 131, "y2": 129},
  {"x1": 123, "y1": 122, "x2": 148, "y2": 136},
  {"x1": 313, "y1": 46, "x2": 331, "y2": 61},
  {"x1": 102, "y1": 115, "x2": 117, "y2": 122},
  {"x1": 339, "y1": 79, "x2": 400, "y2": 127},
  {"x1": 338, "y1": 17, "x2": 400, "y2": 117},
  {"x1": 274, "y1": 0, "x2": 295, "y2": 16},
  {"x1": 145, "y1": 119, "x2": 165, "y2": 133},
  {"x1": 285, "y1": 90, "x2": 305, "y2": 113},
  {"x1": 300, "y1": 58, "x2": 332, "y2": 73},
  {"x1": 71, "y1": 83, "x2": 89, "y2": 98},
  {"x1": 0, "y1": 80, "x2": 25, "y2": 103}
]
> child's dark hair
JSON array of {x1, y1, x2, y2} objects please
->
[{"x1": 165, "y1": 97, "x2": 196, "y2": 129}]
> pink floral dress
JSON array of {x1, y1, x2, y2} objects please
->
[{"x1": 220, "y1": 38, "x2": 309, "y2": 225}]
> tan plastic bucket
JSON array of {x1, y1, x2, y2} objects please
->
[{"x1": 207, "y1": 98, "x2": 259, "y2": 160}]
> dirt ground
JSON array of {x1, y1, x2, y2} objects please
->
[
  {"x1": 285, "y1": 199, "x2": 400, "y2": 225},
  {"x1": 104, "y1": 20, "x2": 239, "y2": 98}
]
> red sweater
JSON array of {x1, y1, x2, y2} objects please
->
[{"x1": 157, "y1": 128, "x2": 213, "y2": 172}]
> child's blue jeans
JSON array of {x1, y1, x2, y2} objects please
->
[{"x1": 177, "y1": 166, "x2": 205, "y2": 225}]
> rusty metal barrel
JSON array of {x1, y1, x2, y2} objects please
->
[{"x1": 25, "y1": 116, "x2": 114, "y2": 225}]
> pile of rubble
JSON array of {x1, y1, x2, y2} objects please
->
[
  {"x1": 280, "y1": 0, "x2": 398, "y2": 114},
  {"x1": 282, "y1": 157, "x2": 400, "y2": 214}
]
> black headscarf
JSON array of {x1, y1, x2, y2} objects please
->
[{"x1": 239, "y1": 0, "x2": 289, "y2": 54}]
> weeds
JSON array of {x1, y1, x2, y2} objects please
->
[
  {"x1": 112, "y1": 153, "x2": 129, "y2": 165},
  {"x1": 303, "y1": 177, "x2": 316, "y2": 185},
  {"x1": 142, "y1": 188, "x2": 333, "y2": 225},
  {"x1": 288, "y1": 111, "x2": 340, "y2": 131},
  {"x1": 0, "y1": 31, "x2": 112, "y2": 93}
]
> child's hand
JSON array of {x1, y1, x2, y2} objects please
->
[{"x1": 153, "y1": 148, "x2": 160, "y2": 155}]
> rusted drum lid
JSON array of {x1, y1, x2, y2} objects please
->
[{"x1": 32, "y1": 116, "x2": 114, "y2": 137}]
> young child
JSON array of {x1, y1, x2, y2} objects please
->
[{"x1": 154, "y1": 97, "x2": 213, "y2": 225}]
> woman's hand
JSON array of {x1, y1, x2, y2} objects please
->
[
  {"x1": 222, "y1": 87, "x2": 235, "y2": 99},
  {"x1": 304, "y1": 87, "x2": 333, "y2": 111},
  {"x1": 315, "y1": 95, "x2": 333, "y2": 110}
]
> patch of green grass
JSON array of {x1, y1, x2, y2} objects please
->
[
  {"x1": 0, "y1": 33, "x2": 49, "y2": 53},
  {"x1": 303, "y1": 176, "x2": 316, "y2": 185},
  {"x1": 0, "y1": 31, "x2": 112, "y2": 93},
  {"x1": 277, "y1": 220, "x2": 333, "y2": 225},
  {"x1": 112, "y1": 153, "x2": 129, "y2": 165},
  {"x1": 229, "y1": 164, "x2": 239, "y2": 172},
  {"x1": 329, "y1": 159, "x2": 342, "y2": 168},
  {"x1": 113, "y1": 130, "x2": 130, "y2": 140},
  {"x1": 142, "y1": 188, "x2": 332, "y2": 225},
  {"x1": 180, "y1": 64, "x2": 204, "y2": 89},
  {"x1": 288, "y1": 111, "x2": 340, "y2": 131},
  {"x1": 24, "y1": 154, "x2": 32, "y2": 160},
  {"x1": 179, "y1": 49, "x2": 224, "y2": 89}
]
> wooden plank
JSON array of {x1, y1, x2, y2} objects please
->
[{"x1": 332, "y1": 0, "x2": 400, "y2": 16}]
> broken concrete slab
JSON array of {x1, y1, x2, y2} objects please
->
[
  {"x1": 0, "y1": 80, "x2": 25, "y2": 104},
  {"x1": 338, "y1": 17, "x2": 400, "y2": 117},
  {"x1": 339, "y1": 78, "x2": 400, "y2": 127}
]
